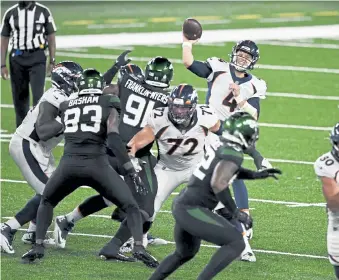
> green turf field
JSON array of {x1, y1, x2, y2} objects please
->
[{"x1": 1, "y1": 1, "x2": 338, "y2": 280}]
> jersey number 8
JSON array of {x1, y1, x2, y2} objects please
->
[{"x1": 64, "y1": 105, "x2": 102, "y2": 133}]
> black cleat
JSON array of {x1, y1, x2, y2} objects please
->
[
  {"x1": 21, "y1": 243, "x2": 45, "y2": 264},
  {"x1": 133, "y1": 245, "x2": 159, "y2": 268},
  {"x1": 99, "y1": 239, "x2": 136, "y2": 262}
]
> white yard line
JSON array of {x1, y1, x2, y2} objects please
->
[
  {"x1": 54, "y1": 25, "x2": 339, "y2": 49},
  {"x1": 0, "y1": 226, "x2": 327, "y2": 260},
  {"x1": 258, "y1": 40, "x2": 339, "y2": 49},
  {"x1": 55, "y1": 51, "x2": 339, "y2": 74},
  {"x1": 0, "y1": 178, "x2": 324, "y2": 207}
]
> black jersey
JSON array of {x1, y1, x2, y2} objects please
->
[
  {"x1": 118, "y1": 73, "x2": 169, "y2": 157},
  {"x1": 59, "y1": 94, "x2": 120, "y2": 156},
  {"x1": 175, "y1": 139, "x2": 244, "y2": 210}
]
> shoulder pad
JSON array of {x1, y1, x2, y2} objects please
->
[
  {"x1": 146, "y1": 107, "x2": 169, "y2": 136},
  {"x1": 206, "y1": 57, "x2": 229, "y2": 82},
  {"x1": 216, "y1": 143, "x2": 244, "y2": 167},
  {"x1": 250, "y1": 75, "x2": 267, "y2": 99},
  {"x1": 43, "y1": 88, "x2": 67, "y2": 108},
  {"x1": 314, "y1": 152, "x2": 339, "y2": 179}
]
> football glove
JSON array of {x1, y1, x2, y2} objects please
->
[
  {"x1": 255, "y1": 168, "x2": 282, "y2": 180},
  {"x1": 233, "y1": 209, "x2": 253, "y2": 230},
  {"x1": 115, "y1": 50, "x2": 132, "y2": 68},
  {"x1": 129, "y1": 155, "x2": 146, "y2": 173},
  {"x1": 128, "y1": 172, "x2": 147, "y2": 195}
]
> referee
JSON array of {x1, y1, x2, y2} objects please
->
[{"x1": 0, "y1": 1, "x2": 57, "y2": 127}]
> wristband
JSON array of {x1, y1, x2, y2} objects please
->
[
  {"x1": 182, "y1": 42, "x2": 192, "y2": 49},
  {"x1": 241, "y1": 102, "x2": 257, "y2": 118},
  {"x1": 50, "y1": 58, "x2": 56, "y2": 64}
]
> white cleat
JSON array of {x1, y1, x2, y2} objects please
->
[
  {"x1": 21, "y1": 231, "x2": 55, "y2": 246},
  {"x1": 54, "y1": 216, "x2": 74, "y2": 249},
  {"x1": 147, "y1": 234, "x2": 167, "y2": 246},
  {"x1": 240, "y1": 235, "x2": 256, "y2": 262},
  {"x1": 0, "y1": 223, "x2": 16, "y2": 254},
  {"x1": 120, "y1": 237, "x2": 134, "y2": 254}
]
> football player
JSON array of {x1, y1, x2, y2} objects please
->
[
  {"x1": 0, "y1": 61, "x2": 82, "y2": 254},
  {"x1": 314, "y1": 123, "x2": 339, "y2": 280},
  {"x1": 21, "y1": 68, "x2": 158, "y2": 268},
  {"x1": 182, "y1": 37, "x2": 272, "y2": 246},
  {"x1": 149, "y1": 112, "x2": 281, "y2": 280},
  {"x1": 0, "y1": 50, "x2": 133, "y2": 254},
  {"x1": 125, "y1": 84, "x2": 220, "y2": 240},
  {"x1": 54, "y1": 57, "x2": 172, "y2": 250}
]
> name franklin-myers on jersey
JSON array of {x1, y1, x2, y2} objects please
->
[
  {"x1": 68, "y1": 96, "x2": 99, "y2": 107},
  {"x1": 124, "y1": 79, "x2": 168, "y2": 104}
]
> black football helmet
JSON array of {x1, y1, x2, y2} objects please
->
[
  {"x1": 145, "y1": 56, "x2": 173, "y2": 88},
  {"x1": 168, "y1": 84, "x2": 198, "y2": 126},
  {"x1": 77, "y1": 68, "x2": 105, "y2": 95},
  {"x1": 118, "y1": 64, "x2": 144, "y2": 83},
  {"x1": 230, "y1": 40, "x2": 260, "y2": 72},
  {"x1": 330, "y1": 123, "x2": 339, "y2": 161},
  {"x1": 51, "y1": 61, "x2": 83, "y2": 96},
  {"x1": 222, "y1": 112, "x2": 259, "y2": 149}
]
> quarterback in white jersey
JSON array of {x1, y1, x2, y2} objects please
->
[
  {"x1": 128, "y1": 84, "x2": 220, "y2": 220},
  {"x1": 0, "y1": 61, "x2": 82, "y2": 254},
  {"x1": 314, "y1": 123, "x2": 339, "y2": 280}
]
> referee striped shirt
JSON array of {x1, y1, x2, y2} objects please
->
[{"x1": 0, "y1": 2, "x2": 57, "y2": 50}]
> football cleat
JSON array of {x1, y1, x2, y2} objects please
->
[
  {"x1": 133, "y1": 245, "x2": 159, "y2": 268},
  {"x1": 147, "y1": 234, "x2": 167, "y2": 246},
  {"x1": 120, "y1": 237, "x2": 134, "y2": 254},
  {"x1": 54, "y1": 216, "x2": 74, "y2": 248},
  {"x1": 21, "y1": 243, "x2": 45, "y2": 264},
  {"x1": 0, "y1": 223, "x2": 16, "y2": 254},
  {"x1": 240, "y1": 237, "x2": 256, "y2": 262},
  {"x1": 21, "y1": 231, "x2": 56, "y2": 246},
  {"x1": 99, "y1": 239, "x2": 136, "y2": 262}
]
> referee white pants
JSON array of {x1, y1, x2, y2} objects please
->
[
  {"x1": 9, "y1": 133, "x2": 56, "y2": 194},
  {"x1": 151, "y1": 164, "x2": 194, "y2": 221}
]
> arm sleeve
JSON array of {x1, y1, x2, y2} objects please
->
[
  {"x1": 103, "y1": 64, "x2": 120, "y2": 85},
  {"x1": 187, "y1": 60, "x2": 212, "y2": 78},
  {"x1": 0, "y1": 9, "x2": 12, "y2": 37},
  {"x1": 43, "y1": 7, "x2": 57, "y2": 35},
  {"x1": 36, "y1": 102, "x2": 63, "y2": 141}
]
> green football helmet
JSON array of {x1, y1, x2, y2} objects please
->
[
  {"x1": 144, "y1": 56, "x2": 173, "y2": 88},
  {"x1": 222, "y1": 112, "x2": 259, "y2": 149},
  {"x1": 77, "y1": 68, "x2": 105, "y2": 95}
]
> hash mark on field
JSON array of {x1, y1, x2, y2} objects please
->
[
  {"x1": 0, "y1": 178, "x2": 324, "y2": 207},
  {"x1": 8, "y1": 227, "x2": 327, "y2": 260}
]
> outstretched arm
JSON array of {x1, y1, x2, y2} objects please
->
[
  {"x1": 127, "y1": 125, "x2": 156, "y2": 156},
  {"x1": 36, "y1": 102, "x2": 63, "y2": 141},
  {"x1": 103, "y1": 50, "x2": 132, "y2": 85}
]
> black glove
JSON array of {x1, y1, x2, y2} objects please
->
[
  {"x1": 115, "y1": 50, "x2": 132, "y2": 68},
  {"x1": 128, "y1": 172, "x2": 147, "y2": 195},
  {"x1": 233, "y1": 209, "x2": 253, "y2": 230},
  {"x1": 255, "y1": 168, "x2": 282, "y2": 180}
]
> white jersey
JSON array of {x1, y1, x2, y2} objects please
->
[
  {"x1": 314, "y1": 151, "x2": 339, "y2": 265},
  {"x1": 206, "y1": 57, "x2": 267, "y2": 121},
  {"x1": 15, "y1": 87, "x2": 67, "y2": 153},
  {"x1": 147, "y1": 105, "x2": 219, "y2": 171}
]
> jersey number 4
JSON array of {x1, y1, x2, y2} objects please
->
[
  {"x1": 124, "y1": 94, "x2": 156, "y2": 127},
  {"x1": 64, "y1": 105, "x2": 102, "y2": 133},
  {"x1": 222, "y1": 92, "x2": 237, "y2": 112}
]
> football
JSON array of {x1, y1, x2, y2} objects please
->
[{"x1": 182, "y1": 18, "x2": 202, "y2": 40}]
